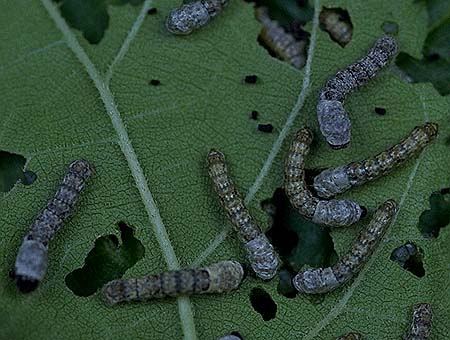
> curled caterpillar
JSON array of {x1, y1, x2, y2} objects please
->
[
  {"x1": 12, "y1": 159, "x2": 93, "y2": 293},
  {"x1": 166, "y1": 0, "x2": 229, "y2": 35},
  {"x1": 319, "y1": 8, "x2": 353, "y2": 47},
  {"x1": 102, "y1": 260, "x2": 244, "y2": 306},
  {"x1": 337, "y1": 332, "x2": 363, "y2": 340},
  {"x1": 255, "y1": 7, "x2": 307, "y2": 69},
  {"x1": 313, "y1": 122, "x2": 439, "y2": 198},
  {"x1": 293, "y1": 199, "x2": 397, "y2": 294},
  {"x1": 207, "y1": 150, "x2": 279, "y2": 280},
  {"x1": 403, "y1": 303, "x2": 432, "y2": 340},
  {"x1": 317, "y1": 35, "x2": 398, "y2": 148},
  {"x1": 284, "y1": 128, "x2": 365, "y2": 227}
]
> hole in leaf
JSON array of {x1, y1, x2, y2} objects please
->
[
  {"x1": 319, "y1": 7, "x2": 353, "y2": 47},
  {"x1": 65, "y1": 222, "x2": 145, "y2": 296},
  {"x1": 262, "y1": 188, "x2": 337, "y2": 298},
  {"x1": 230, "y1": 331, "x2": 244, "y2": 340},
  {"x1": 374, "y1": 107, "x2": 387, "y2": 115},
  {"x1": 277, "y1": 269, "x2": 297, "y2": 298},
  {"x1": 418, "y1": 191, "x2": 450, "y2": 238},
  {"x1": 56, "y1": 0, "x2": 144, "y2": 44},
  {"x1": 381, "y1": 21, "x2": 399, "y2": 35},
  {"x1": 390, "y1": 242, "x2": 425, "y2": 278},
  {"x1": 249, "y1": 287, "x2": 277, "y2": 321},
  {"x1": 0, "y1": 151, "x2": 36, "y2": 192}
]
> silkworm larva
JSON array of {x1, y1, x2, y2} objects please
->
[
  {"x1": 12, "y1": 159, "x2": 93, "y2": 293},
  {"x1": 313, "y1": 122, "x2": 439, "y2": 198},
  {"x1": 284, "y1": 128, "x2": 365, "y2": 227},
  {"x1": 338, "y1": 332, "x2": 363, "y2": 340},
  {"x1": 293, "y1": 199, "x2": 397, "y2": 294},
  {"x1": 207, "y1": 149, "x2": 279, "y2": 280},
  {"x1": 255, "y1": 7, "x2": 307, "y2": 69},
  {"x1": 166, "y1": 0, "x2": 229, "y2": 35},
  {"x1": 101, "y1": 260, "x2": 244, "y2": 306},
  {"x1": 403, "y1": 303, "x2": 432, "y2": 340},
  {"x1": 317, "y1": 36, "x2": 398, "y2": 148},
  {"x1": 319, "y1": 8, "x2": 353, "y2": 47}
]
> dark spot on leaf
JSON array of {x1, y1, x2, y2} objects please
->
[
  {"x1": 147, "y1": 7, "x2": 157, "y2": 15},
  {"x1": 149, "y1": 79, "x2": 161, "y2": 86},
  {"x1": 65, "y1": 222, "x2": 145, "y2": 296},
  {"x1": 319, "y1": 7, "x2": 353, "y2": 47},
  {"x1": 244, "y1": 75, "x2": 258, "y2": 84},
  {"x1": 277, "y1": 269, "x2": 297, "y2": 298},
  {"x1": 250, "y1": 110, "x2": 259, "y2": 120},
  {"x1": 375, "y1": 107, "x2": 386, "y2": 115},
  {"x1": 58, "y1": 0, "x2": 144, "y2": 44},
  {"x1": 440, "y1": 187, "x2": 450, "y2": 195},
  {"x1": 257, "y1": 124, "x2": 273, "y2": 133},
  {"x1": 381, "y1": 21, "x2": 399, "y2": 35},
  {"x1": 390, "y1": 242, "x2": 425, "y2": 278},
  {"x1": 0, "y1": 151, "x2": 36, "y2": 192},
  {"x1": 418, "y1": 191, "x2": 450, "y2": 238},
  {"x1": 249, "y1": 287, "x2": 277, "y2": 321}
]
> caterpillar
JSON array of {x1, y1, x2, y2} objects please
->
[
  {"x1": 255, "y1": 7, "x2": 307, "y2": 69},
  {"x1": 207, "y1": 149, "x2": 279, "y2": 280},
  {"x1": 319, "y1": 8, "x2": 353, "y2": 47},
  {"x1": 337, "y1": 332, "x2": 363, "y2": 340},
  {"x1": 284, "y1": 128, "x2": 365, "y2": 227},
  {"x1": 403, "y1": 303, "x2": 432, "y2": 340},
  {"x1": 12, "y1": 159, "x2": 93, "y2": 293},
  {"x1": 101, "y1": 260, "x2": 244, "y2": 306},
  {"x1": 313, "y1": 122, "x2": 439, "y2": 198},
  {"x1": 166, "y1": 0, "x2": 229, "y2": 35},
  {"x1": 317, "y1": 35, "x2": 398, "y2": 148},
  {"x1": 293, "y1": 199, "x2": 397, "y2": 294}
]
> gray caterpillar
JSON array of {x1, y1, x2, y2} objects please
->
[
  {"x1": 12, "y1": 159, "x2": 93, "y2": 292},
  {"x1": 293, "y1": 199, "x2": 397, "y2": 294},
  {"x1": 255, "y1": 7, "x2": 307, "y2": 69},
  {"x1": 207, "y1": 149, "x2": 279, "y2": 280},
  {"x1": 403, "y1": 303, "x2": 432, "y2": 340},
  {"x1": 313, "y1": 122, "x2": 438, "y2": 198},
  {"x1": 101, "y1": 260, "x2": 244, "y2": 306},
  {"x1": 285, "y1": 128, "x2": 365, "y2": 227},
  {"x1": 317, "y1": 36, "x2": 398, "y2": 148},
  {"x1": 166, "y1": 0, "x2": 229, "y2": 35}
]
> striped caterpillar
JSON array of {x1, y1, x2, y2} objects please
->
[
  {"x1": 101, "y1": 260, "x2": 244, "y2": 305},
  {"x1": 317, "y1": 35, "x2": 398, "y2": 148},
  {"x1": 166, "y1": 0, "x2": 229, "y2": 35},
  {"x1": 337, "y1": 333, "x2": 362, "y2": 340},
  {"x1": 313, "y1": 122, "x2": 439, "y2": 198},
  {"x1": 255, "y1": 7, "x2": 307, "y2": 69},
  {"x1": 403, "y1": 303, "x2": 432, "y2": 340},
  {"x1": 285, "y1": 128, "x2": 365, "y2": 227},
  {"x1": 12, "y1": 159, "x2": 93, "y2": 293},
  {"x1": 207, "y1": 149, "x2": 279, "y2": 280},
  {"x1": 293, "y1": 199, "x2": 397, "y2": 294}
]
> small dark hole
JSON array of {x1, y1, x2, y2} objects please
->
[
  {"x1": 427, "y1": 53, "x2": 440, "y2": 61},
  {"x1": 257, "y1": 124, "x2": 273, "y2": 133},
  {"x1": 149, "y1": 79, "x2": 161, "y2": 86},
  {"x1": 418, "y1": 191, "x2": 450, "y2": 238},
  {"x1": 390, "y1": 242, "x2": 425, "y2": 278},
  {"x1": 244, "y1": 75, "x2": 258, "y2": 84},
  {"x1": 147, "y1": 7, "x2": 157, "y2": 15},
  {"x1": 250, "y1": 110, "x2": 259, "y2": 120},
  {"x1": 230, "y1": 331, "x2": 243, "y2": 340},
  {"x1": 440, "y1": 188, "x2": 450, "y2": 195},
  {"x1": 375, "y1": 107, "x2": 387, "y2": 115},
  {"x1": 23, "y1": 170, "x2": 37, "y2": 186},
  {"x1": 249, "y1": 287, "x2": 277, "y2": 321},
  {"x1": 277, "y1": 269, "x2": 297, "y2": 299}
]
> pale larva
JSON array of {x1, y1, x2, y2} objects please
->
[
  {"x1": 313, "y1": 122, "x2": 439, "y2": 198},
  {"x1": 317, "y1": 35, "x2": 398, "y2": 148},
  {"x1": 293, "y1": 199, "x2": 397, "y2": 294},
  {"x1": 284, "y1": 128, "x2": 365, "y2": 227},
  {"x1": 166, "y1": 0, "x2": 229, "y2": 35},
  {"x1": 319, "y1": 8, "x2": 353, "y2": 47},
  {"x1": 255, "y1": 7, "x2": 307, "y2": 69},
  {"x1": 207, "y1": 149, "x2": 279, "y2": 280},
  {"x1": 403, "y1": 303, "x2": 432, "y2": 340},
  {"x1": 101, "y1": 260, "x2": 244, "y2": 306},
  {"x1": 12, "y1": 159, "x2": 93, "y2": 292},
  {"x1": 338, "y1": 332, "x2": 363, "y2": 340}
]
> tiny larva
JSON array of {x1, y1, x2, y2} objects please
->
[
  {"x1": 313, "y1": 122, "x2": 439, "y2": 198},
  {"x1": 403, "y1": 303, "x2": 432, "y2": 340},
  {"x1": 293, "y1": 199, "x2": 397, "y2": 294},
  {"x1": 337, "y1": 332, "x2": 363, "y2": 340},
  {"x1": 317, "y1": 35, "x2": 398, "y2": 148},
  {"x1": 12, "y1": 159, "x2": 93, "y2": 293},
  {"x1": 101, "y1": 260, "x2": 244, "y2": 305},
  {"x1": 284, "y1": 128, "x2": 365, "y2": 227},
  {"x1": 166, "y1": 0, "x2": 229, "y2": 35},
  {"x1": 207, "y1": 149, "x2": 280, "y2": 280},
  {"x1": 319, "y1": 8, "x2": 353, "y2": 47},
  {"x1": 255, "y1": 7, "x2": 307, "y2": 69}
]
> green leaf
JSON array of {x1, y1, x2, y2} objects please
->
[{"x1": 0, "y1": 0, "x2": 449, "y2": 339}]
